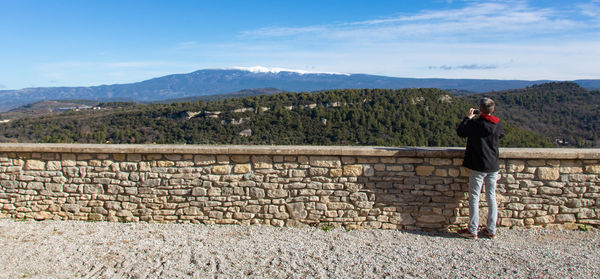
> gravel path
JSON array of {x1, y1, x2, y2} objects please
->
[{"x1": 0, "y1": 219, "x2": 598, "y2": 278}]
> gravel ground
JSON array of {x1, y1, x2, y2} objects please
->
[{"x1": 0, "y1": 219, "x2": 598, "y2": 278}]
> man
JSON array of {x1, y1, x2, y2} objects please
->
[{"x1": 456, "y1": 97, "x2": 505, "y2": 239}]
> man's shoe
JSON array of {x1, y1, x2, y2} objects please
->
[
  {"x1": 457, "y1": 228, "x2": 478, "y2": 239},
  {"x1": 482, "y1": 229, "x2": 496, "y2": 239}
]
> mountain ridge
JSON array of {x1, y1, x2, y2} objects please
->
[{"x1": 1, "y1": 68, "x2": 598, "y2": 112}]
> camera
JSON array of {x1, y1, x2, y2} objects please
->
[{"x1": 473, "y1": 109, "x2": 480, "y2": 114}]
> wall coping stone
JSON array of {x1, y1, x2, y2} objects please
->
[{"x1": 0, "y1": 143, "x2": 599, "y2": 159}]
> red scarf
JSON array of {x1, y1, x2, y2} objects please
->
[{"x1": 479, "y1": 113, "x2": 500, "y2": 124}]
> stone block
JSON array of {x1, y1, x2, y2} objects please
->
[
  {"x1": 363, "y1": 165, "x2": 375, "y2": 176},
  {"x1": 390, "y1": 213, "x2": 416, "y2": 225},
  {"x1": 62, "y1": 204, "x2": 81, "y2": 213},
  {"x1": 267, "y1": 189, "x2": 288, "y2": 198},
  {"x1": 415, "y1": 166, "x2": 435, "y2": 176},
  {"x1": 429, "y1": 158, "x2": 452, "y2": 166},
  {"x1": 233, "y1": 164, "x2": 251, "y2": 174},
  {"x1": 24, "y1": 160, "x2": 45, "y2": 171},
  {"x1": 585, "y1": 165, "x2": 600, "y2": 174},
  {"x1": 1, "y1": 180, "x2": 20, "y2": 189},
  {"x1": 207, "y1": 187, "x2": 221, "y2": 196},
  {"x1": 93, "y1": 178, "x2": 111, "y2": 185},
  {"x1": 212, "y1": 165, "x2": 231, "y2": 175},
  {"x1": 45, "y1": 183, "x2": 63, "y2": 192},
  {"x1": 252, "y1": 155, "x2": 273, "y2": 169},
  {"x1": 357, "y1": 157, "x2": 378, "y2": 164},
  {"x1": 46, "y1": 161, "x2": 61, "y2": 171},
  {"x1": 577, "y1": 208, "x2": 596, "y2": 219},
  {"x1": 112, "y1": 154, "x2": 125, "y2": 161},
  {"x1": 233, "y1": 212, "x2": 254, "y2": 220},
  {"x1": 142, "y1": 178, "x2": 161, "y2": 187},
  {"x1": 250, "y1": 188, "x2": 265, "y2": 198},
  {"x1": 170, "y1": 189, "x2": 190, "y2": 195},
  {"x1": 291, "y1": 170, "x2": 307, "y2": 177},
  {"x1": 330, "y1": 169, "x2": 343, "y2": 177},
  {"x1": 231, "y1": 155, "x2": 250, "y2": 163},
  {"x1": 192, "y1": 187, "x2": 207, "y2": 196},
  {"x1": 116, "y1": 210, "x2": 133, "y2": 217},
  {"x1": 138, "y1": 162, "x2": 151, "y2": 172},
  {"x1": 61, "y1": 160, "x2": 76, "y2": 167},
  {"x1": 214, "y1": 155, "x2": 228, "y2": 164},
  {"x1": 342, "y1": 157, "x2": 357, "y2": 164},
  {"x1": 448, "y1": 168, "x2": 460, "y2": 177},
  {"x1": 157, "y1": 161, "x2": 175, "y2": 167},
  {"x1": 26, "y1": 182, "x2": 44, "y2": 190},
  {"x1": 343, "y1": 165, "x2": 363, "y2": 176},
  {"x1": 310, "y1": 156, "x2": 341, "y2": 168},
  {"x1": 560, "y1": 167, "x2": 583, "y2": 174},
  {"x1": 84, "y1": 185, "x2": 104, "y2": 194},
  {"x1": 33, "y1": 211, "x2": 54, "y2": 220},
  {"x1": 539, "y1": 187, "x2": 562, "y2": 195},
  {"x1": 416, "y1": 214, "x2": 445, "y2": 223},
  {"x1": 244, "y1": 205, "x2": 262, "y2": 214},
  {"x1": 507, "y1": 160, "x2": 525, "y2": 172},
  {"x1": 501, "y1": 218, "x2": 524, "y2": 227},
  {"x1": 566, "y1": 198, "x2": 594, "y2": 208},
  {"x1": 537, "y1": 167, "x2": 559, "y2": 180},
  {"x1": 286, "y1": 202, "x2": 307, "y2": 219},
  {"x1": 88, "y1": 213, "x2": 104, "y2": 221},
  {"x1": 183, "y1": 207, "x2": 202, "y2": 215},
  {"x1": 435, "y1": 169, "x2": 448, "y2": 177},
  {"x1": 194, "y1": 155, "x2": 216, "y2": 165},
  {"x1": 556, "y1": 214, "x2": 576, "y2": 223},
  {"x1": 309, "y1": 167, "x2": 329, "y2": 176},
  {"x1": 386, "y1": 165, "x2": 403, "y2": 171}
]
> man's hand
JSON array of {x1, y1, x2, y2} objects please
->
[{"x1": 467, "y1": 108, "x2": 477, "y2": 119}]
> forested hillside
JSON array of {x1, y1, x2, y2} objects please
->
[
  {"x1": 463, "y1": 82, "x2": 600, "y2": 147},
  {"x1": 0, "y1": 88, "x2": 550, "y2": 147}
]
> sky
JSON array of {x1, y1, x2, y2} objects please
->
[{"x1": 1, "y1": 0, "x2": 599, "y2": 90}]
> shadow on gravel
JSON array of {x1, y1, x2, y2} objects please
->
[{"x1": 400, "y1": 229, "x2": 464, "y2": 239}]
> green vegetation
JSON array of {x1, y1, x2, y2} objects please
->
[
  {"x1": 0, "y1": 87, "x2": 562, "y2": 147},
  {"x1": 464, "y1": 82, "x2": 600, "y2": 147},
  {"x1": 320, "y1": 224, "x2": 335, "y2": 232}
]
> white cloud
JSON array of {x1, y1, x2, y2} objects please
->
[
  {"x1": 578, "y1": 1, "x2": 600, "y2": 18},
  {"x1": 228, "y1": 1, "x2": 600, "y2": 80},
  {"x1": 430, "y1": 64, "x2": 499, "y2": 70},
  {"x1": 242, "y1": 1, "x2": 591, "y2": 43}
]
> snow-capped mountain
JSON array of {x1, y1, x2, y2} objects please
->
[
  {"x1": 228, "y1": 66, "x2": 350, "y2": 76},
  {"x1": 0, "y1": 67, "x2": 597, "y2": 112}
]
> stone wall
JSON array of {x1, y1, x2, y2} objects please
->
[{"x1": 0, "y1": 144, "x2": 598, "y2": 231}]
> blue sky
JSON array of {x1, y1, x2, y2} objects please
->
[{"x1": 1, "y1": 0, "x2": 599, "y2": 90}]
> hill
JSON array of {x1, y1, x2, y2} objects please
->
[
  {"x1": 153, "y1": 88, "x2": 285, "y2": 104},
  {"x1": 0, "y1": 88, "x2": 550, "y2": 147},
  {"x1": 2, "y1": 67, "x2": 597, "y2": 112},
  {"x1": 462, "y1": 82, "x2": 600, "y2": 147}
]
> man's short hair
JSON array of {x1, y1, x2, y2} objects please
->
[{"x1": 479, "y1": 97, "x2": 495, "y2": 114}]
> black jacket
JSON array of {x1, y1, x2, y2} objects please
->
[{"x1": 456, "y1": 114, "x2": 505, "y2": 172}]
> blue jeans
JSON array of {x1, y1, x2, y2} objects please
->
[{"x1": 468, "y1": 170, "x2": 498, "y2": 235}]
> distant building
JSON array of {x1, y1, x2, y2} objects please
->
[
  {"x1": 239, "y1": 129, "x2": 252, "y2": 137},
  {"x1": 56, "y1": 105, "x2": 92, "y2": 111}
]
